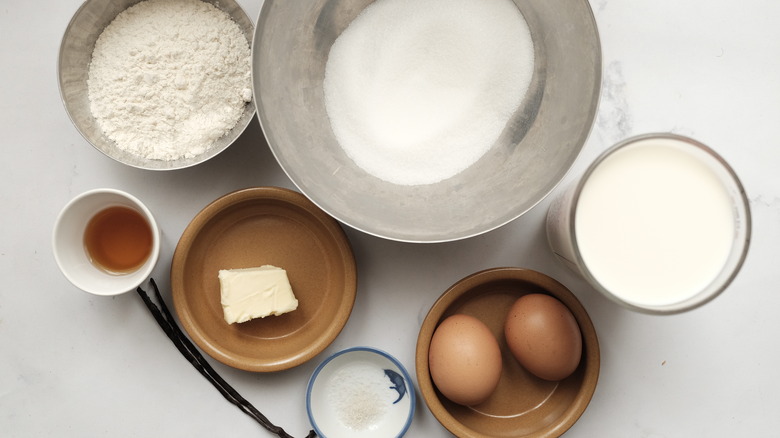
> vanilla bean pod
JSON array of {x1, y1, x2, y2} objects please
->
[
  {"x1": 137, "y1": 279, "x2": 316, "y2": 438},
  {"x1": 146, "y1": 280, "x2": 279, "y2": 431},
  {"x1": 135, "y1": 285, "x2": 252, "y2": 420}
]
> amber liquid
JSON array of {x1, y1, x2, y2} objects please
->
[{"x1": 84, "y1": 206, "x2": 153, "y2": 274}]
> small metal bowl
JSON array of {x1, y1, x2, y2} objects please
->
[
  {"x1": 58, "y1": 0, "x2": 255, "y2": 170},
  {"x1": 253, "y1": 0, "x2": 601, "y2": 242}
]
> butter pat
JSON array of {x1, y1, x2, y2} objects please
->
[{"x1": 218, "y1": 265, "x2": 299, "y2": 324}]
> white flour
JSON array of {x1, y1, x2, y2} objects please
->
[
  {"x1": 87, "y1": 0, "x2": 252, "y2": 161},
  {"x1": 323, "y1": 0, "x2": 535, "y2": 185}
]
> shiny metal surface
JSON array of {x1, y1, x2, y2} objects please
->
[
  {"x1": 253, "y1": 0, "x2": 601, "y2": 242},
  {"x1": 58, "y1": 0, "x2": 256, "y2": 171}
]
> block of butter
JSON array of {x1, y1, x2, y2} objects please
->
[{"x1": 218, "y1": 265, "x2": 299, "y2": 324}]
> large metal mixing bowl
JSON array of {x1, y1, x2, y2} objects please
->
[
  {"x1": 58, "y1": 0, "x2": 255, "y2": 171},
  {"x1": 253, "y1": 0, "x2": 601, "y2": 242}
]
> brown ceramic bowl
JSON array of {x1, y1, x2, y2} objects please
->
[
  {"x1": 171, "y1": 187, "x2": 357, "y2": 372},
  {"x1": 416, "y1": 268, "x2": 599, "y2": 437}
]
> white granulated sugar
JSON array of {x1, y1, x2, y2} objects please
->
[
  {"x1": 323, "y1": 0, "x2": 535, "y2": 186},
  {"x1": 327, "y1": 362, "x2": 396, "y2": 431},
  {"x1": 87, "y1": 0, "x2": 252, "y2": 161}
]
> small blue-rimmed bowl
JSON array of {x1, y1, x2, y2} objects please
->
[{"x1": 306, "y1": 347, "x2": 415, "y2": 438}]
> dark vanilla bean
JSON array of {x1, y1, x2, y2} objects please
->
[{"x1": 137, "y1": 279, "x2": 315, "y2": 438}]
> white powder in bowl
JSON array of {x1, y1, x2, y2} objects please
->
[
  {"x1": 327, "y1": 362, "x2": 397, "y2": 431},
  {"x1": 87, "y1": 0, "x2": 252, "y2": 161},
  {"x1": 323, "y1": 0, "x2": 535, "y2": 186}
]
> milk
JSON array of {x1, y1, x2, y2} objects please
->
[{"x1": 546, "y1": 134, "x2": 750, "y2": 313}]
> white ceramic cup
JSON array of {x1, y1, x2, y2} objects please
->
[
  {"x1": 546, "y1": 133, "x2": 751, "y2": 314},
  {"x1": 52, "y1": 188, "x2": 160, "y2": 296}
]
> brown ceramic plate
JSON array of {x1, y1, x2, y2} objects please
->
[
  {"x1": 416, "y1": 268, "x2": 599, "y2": 437},
  {"x1": 171, "y1": 187, "x2": 357, "y2": 372}
]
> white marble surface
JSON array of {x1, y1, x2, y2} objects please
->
[{"x1": 2, "y1": 0, "x2": 780, "y2": 436}]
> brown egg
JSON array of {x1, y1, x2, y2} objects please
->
[
  {"x1": 505, "y1": 293, "x2": 582, "y2": 381},
  {"x1": 428, "y1": 314, "x2": 502, "y2": 406}
]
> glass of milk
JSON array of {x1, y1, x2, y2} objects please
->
[{"x1": 546, "y1": 134, "x2": 751, "y2": 314}]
